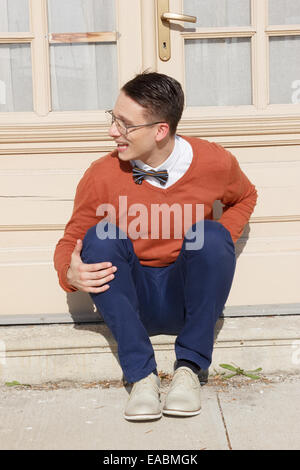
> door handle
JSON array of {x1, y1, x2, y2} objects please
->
[
  {"x1": 157, "y1": 0, "x2": 197, "y2": 62},
  {"x1": 161, "y1": 13, "x2": 197, "y2": 23}
]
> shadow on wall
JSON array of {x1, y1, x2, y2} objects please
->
[
  {"x1": 235, "y1": 223, "x2": 250, "y2": 259},
  {"x1": 66, "y1": 290, "x2": 99, "y2": 323},
  {"x1": 66, "y1": 291, "x2": 121, "y2": 375},
  {"x1": 213, "y1": 199, "x2": 250, "y2": 260}
]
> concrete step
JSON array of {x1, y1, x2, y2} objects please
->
[{"x1": 1, "y1": 315, "x2": 300, "y2": 384}]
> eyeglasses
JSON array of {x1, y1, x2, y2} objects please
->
[{"x1": 105, "y1": 110, "x2": 164, "y2": 136}]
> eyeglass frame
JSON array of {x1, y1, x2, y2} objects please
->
[{"x1": 105, "y1": 109, "x2": 165, "y2": 136}]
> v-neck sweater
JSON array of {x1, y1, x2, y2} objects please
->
[{"x1": 54, "y1": 136, "x2": 258, "y2": 292}]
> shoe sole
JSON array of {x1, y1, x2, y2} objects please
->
[
  {"x1": 124, "y1": 412, "x2": 162, "y2": 422},
  {"x1": 162, "y1": 408, "x2": 201, "y2": 417}
]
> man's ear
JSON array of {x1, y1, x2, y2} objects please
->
[{"x1": 155, "y1": 122, "x2": 170, "y2": 142}]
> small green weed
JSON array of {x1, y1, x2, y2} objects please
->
[
  {"x1": 5, "y1": 381, "x2": 21, "y2": 387},
  {"x1": 219, "y1": 363, "x2": 262, "y2": 380}
]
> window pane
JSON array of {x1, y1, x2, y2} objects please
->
[
  {"x1": 183, "y1": 0, "x2": 251, "y2": 27},
  {"x1": 269, "y1": 36, "x2": 300, "y2": 104},
  {"x1": 269, "y1": 0, "x2": 300, "y2": 25},
  {"x1": 0, "y1": 44, "x2": 33, "y2": 112},
  {"x1": 50, "y1": 43, "x2": 118, "y2": 111},
  {"x1": 185, "y1": 38, "x2": 252, "y2": 106},
  {"x1": 48, "y1": 0, "x2": 116, "y2": 33},
  {"x1": 0, "y1": 0, "x2": 29, "y2": 32}
]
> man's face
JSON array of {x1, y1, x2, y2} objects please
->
[{"x1": 109, "y1": 91, "x2": 160, "y2": 164}]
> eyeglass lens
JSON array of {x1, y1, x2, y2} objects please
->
[{"x1": 106, "y1": 112, "x2": 127, "y2": 134}]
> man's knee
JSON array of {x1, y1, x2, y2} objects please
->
[
  {"x1": 183, "y1": 220, "x2": 232, "y2": 254},
  {"x1": 203, "y1": 220, "x2": 231, "y2": 246},
  {"x1": 82, "y1": 221, "x2": 131, "y2": 263}
]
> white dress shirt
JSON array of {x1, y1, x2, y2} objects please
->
[{"x1": 130, "y1": 135, "x2": 193, "y2": 189}]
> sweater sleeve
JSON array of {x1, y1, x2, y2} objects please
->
[
  {"x1": 218, "y1": 151, "x2": 258, "y2": 243},
  {"x1": 53, "y1": 165, "x2": 100, "y2": 292}
]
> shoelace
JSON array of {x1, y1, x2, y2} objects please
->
[{"x1": 171, "y1": 369, "x2": 198, "y2": 389}]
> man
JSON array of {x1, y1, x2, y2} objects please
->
[{"x1": 54, "y1": 72, "x2": 257, "y2": 421}]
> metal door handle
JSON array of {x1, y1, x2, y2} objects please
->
[
  {"x1": 157, "y1": 0, "x2": 197, "y2": 62},
  {"x1": 161, "y1": 12, "x2": 197, "y2": 23}
]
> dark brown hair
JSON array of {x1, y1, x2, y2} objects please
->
[{"x1": 121, "y1": 71, "x2": 184, "y2": 136}]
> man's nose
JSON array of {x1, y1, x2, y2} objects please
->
[{"x1": 109, "y1": 121, "x2": 121, "y2": 138}]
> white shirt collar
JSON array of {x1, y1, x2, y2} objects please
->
[{"x1": 130, "y1": 135, "x2": 181, "y2": 171}]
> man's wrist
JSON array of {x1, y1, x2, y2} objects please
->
[{"x1": 59, "y1": 264, "x2": 77, "y2": 293}]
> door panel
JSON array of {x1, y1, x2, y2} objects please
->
[
  {"x1": 0, "y1": 44, "x2": 33, "y2": 112},
  {"x1": 156, "y1": 0, "x2": 300, "y2": 317},
  {"x1": 0, "y1": 0, "x2": 30, "y2": 32},
  {"x1": 185, "y1": 37, "x2": 252, "y2": 106},
  {"x1": 184, "y1": 0, "x2": 251, "y2": 28},
  {"x1": 157, "y1": 0, "x2": 254, "y2": 108},
  {"x1": 269, "y1": 0, "x2": 300, "y2": 25},
  {"x1": 47, "y1": 0, "x2": 135, "y2": 111}
]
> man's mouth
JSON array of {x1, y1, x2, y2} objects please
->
[{"x1": 116, "y1": 143, "x2": 129, "y2": 153}]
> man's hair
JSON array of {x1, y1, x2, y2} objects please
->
[{"x1": 121, "y1": 71, "x2": 184, "y2": 136}]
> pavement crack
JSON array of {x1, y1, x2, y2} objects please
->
[{"x1": 216, "y1": 392, "x2": 232, "y2": 450}]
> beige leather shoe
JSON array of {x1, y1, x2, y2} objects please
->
[
  {"x1": 124, "y1": 372, "x2": 162, "y2": 421},
  {"x1": 163, "y1": 367, "x2": 201, "y2": 417}
]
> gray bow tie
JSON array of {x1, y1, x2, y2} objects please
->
[{"x1": 132, "y1": 165, "x2": 169, "y2": 186}]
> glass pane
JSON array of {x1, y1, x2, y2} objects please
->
[
  {"x1": 0, "y1": 44, "x2": 33, "y2": 112},
  {"x1": 185, "y1": 38, "x2": 252, "y2": 106},
  {"x1": 184, "y1": 0, "x2": 251, "y2": 27},
  {"x1": 0, "y1": 0, "x2": 29, "y2": 32},
  {"x1": 50, "y1": 43, "x2": 118, "y2": 111},
  {"x1": 269, "y1": 36, "x2": 300, "y2": 104},
  {"x1": 48, "y1": 0, "x2": 116, "y2": 33},
  {"x1": 269, "y1": 0, "x2": 300, "y2": 25}
]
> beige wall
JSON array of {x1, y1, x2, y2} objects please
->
[{"x1": 1, "y1": 137, "x2": 299, "y2": 321}]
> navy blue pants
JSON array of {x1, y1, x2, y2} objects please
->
[{"x1": 81, "y1": 220, "x2": 236, "y2": 383}]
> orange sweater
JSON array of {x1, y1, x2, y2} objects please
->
[{"x1": 54, "y1": 136, "x2": 258, "y2": 292}]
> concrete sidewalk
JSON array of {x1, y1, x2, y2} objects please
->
[{"x1": 0, "y1": 373, "x2": 299, "y2": 450}]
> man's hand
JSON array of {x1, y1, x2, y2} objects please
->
[{"x1": 67, "y1": 239, "x2": 117, "y2": 293}]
